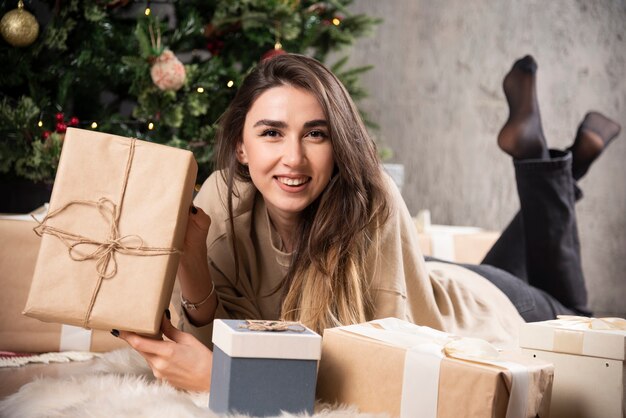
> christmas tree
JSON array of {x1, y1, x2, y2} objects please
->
[{"x1": 0, "y1": 0, "x2": 381, "y2": 187}]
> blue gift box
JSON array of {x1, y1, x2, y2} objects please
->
[{"x1": 209, "y1": 319, "x2": 322, "y2": 417}]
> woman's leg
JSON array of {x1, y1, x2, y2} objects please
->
[
  {"x1": 513, "y1": 150, "x2": 589, "y2": 314},
  {"x1": 476, "y1": 56, "x2": 620, "y2": 318},
  {"x1": 482, "y1": 56, "x2": 620, "y2": 278},
  {"x1": 479, "y1": 55, "x2": 547, "y2": 282}
]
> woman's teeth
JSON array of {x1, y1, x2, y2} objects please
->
[{"x1": 278, "y1": 177, "x2": 308, "y2": 186}]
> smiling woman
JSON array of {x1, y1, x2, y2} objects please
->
[{"x1": 115, "y1": 53, "x2": 613, "y2": 394}]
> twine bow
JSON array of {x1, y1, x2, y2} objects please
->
[
  {"x1": 32, "y1": 137, "x2": 180, "y2": 328},
  {"x1": 239, "y1": 320, "x2": 306, "y2": 332},
  {"x1": 555, "y1": 315, "x2": 626, "y2": 331},
  {"x1": 33, "y1": 197, "x2": 179, "y2": 279}
]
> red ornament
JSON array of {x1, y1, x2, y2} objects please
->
[
  {"x1": 69, "y1": 116, "x2": 79, "y2": 126},
  {"x1": 55, "y1": 122, "x2": 67, "y2": 133},
  {"x1": 42, "y1": 130, "x2": 51, "y2": 140},
  {"x1": 55, "y1": 112, "x2": 65, "y2": 122},
  {"x1": 206, "y1": 39, "x2": 225, "y2": 56},
  {"x1": 261, "y1": 47, "x2": 287, "y2": 62}
]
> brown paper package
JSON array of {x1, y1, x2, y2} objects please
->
[
  {"x1": 22, "y1": 128, "x2": 197, "y2": 336},
  {"x1": 416, "y1": 231, "x2": 501, "y2": 264},
  {"x1": 317, "y1": 327, "x2": 554, "y2": 418},
  {"x1": 0, "y1": 218, "x2": 126, "y2": 352}
]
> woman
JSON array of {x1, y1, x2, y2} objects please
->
[{"x1": 116, "y1": 54, "x2": 620, "y2": 392}]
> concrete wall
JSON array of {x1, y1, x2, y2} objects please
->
[{"x1": 343, "y1": 0, "x2": 626, "y2": 317}]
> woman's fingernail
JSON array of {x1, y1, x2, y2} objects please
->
[
  {"x1": 111, "y1": 329, "x2": 120, "y2": 338},
  {"x1": 165, "y1": 308, "x2": 171, "y2": 320},
  {"x1": 190, "y1": 206, "x2": 198, "y2": 214}
]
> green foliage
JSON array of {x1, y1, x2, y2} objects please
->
[{"x1": 0, "y1": 0, "x2": 381, "y2": 183}]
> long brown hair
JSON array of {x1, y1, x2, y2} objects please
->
[{"x1": 214, "y1": 54, "x2": 389, "y2": 333}]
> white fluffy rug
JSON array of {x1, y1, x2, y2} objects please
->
[{"x1": 0, "y1": 349, "x2": 388, "y2": 418}]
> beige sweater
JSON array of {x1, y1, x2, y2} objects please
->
[{"x1": 180, "y1": 171, "x2": 524, "y2": 349}]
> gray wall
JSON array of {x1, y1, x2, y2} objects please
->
[{"x1": 343, "y1": 0, "x2": 626, "y2": 317}]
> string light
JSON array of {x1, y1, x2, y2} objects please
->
[
  {"x1": 37, "y1": 120, "x2": 43, "y2": 127},
  {"x1": 332, "y1": 18, "x2": 341, "y2": 26},
  {"x1": 197, "y1": 87, "x2": 204, "y2": 93},
  {"x1": 148, "y1": 122, "x2": 154, "y2": 130},
  {"x1": 144, "y1": 0, "x2": 151, "y2": 16},
  {"x1": 274, "y1": 42, "x2": 282, "y2": 50},
  {"x1": 90, "y1": 122, "x2": 98, "y2": 129},
  {"x1": 226, "y1": 80, "x2": 234, "y2": 88}
]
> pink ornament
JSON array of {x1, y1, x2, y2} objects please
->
[{"x1": 150, "y1": 50, "x2": 186, "y2": 91}]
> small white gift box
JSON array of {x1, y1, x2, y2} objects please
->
[{"x1": 519, "y1": 316, "x2": 626, "y2": 418}]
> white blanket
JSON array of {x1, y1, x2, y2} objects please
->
[{"x1": 0, "y1": 349, "x2": 387, "y2": 418}]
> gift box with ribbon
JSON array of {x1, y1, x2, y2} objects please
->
[
  {"x1": 22, "y1": 128, "x2": 197, "y2": 335},
  {"x1": 0, "y1": 212, "x2": 129, "y2": 352},
  {"x1": 520, "y1": 315, "x2": 626, "y2": 418},
  {"x1": 209, "y1": 319, "x2": 322, "y2": 417},
  {"x1": 316, "y1": 318, "x2": 553, "y2": 418},
  {"x1": 414, "y1": 210, "x2": 500, "y2": 264}
]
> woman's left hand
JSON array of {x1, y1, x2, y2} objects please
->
[{"x1": 117, "y1": 311, "x2": 213, "y2": 392}]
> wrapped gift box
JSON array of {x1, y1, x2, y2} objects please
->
[
  {"x1": 317, "y1": 318, "x2": 553, "y2": 418},
  {"x1": 520, "y1": 316, "x2": 626, "y2": 418},
  {"x1": 0, "y1": 213, "x2": 127, "y2": 352},
  {"x1": 414, "y1": 210, "x2": 500, "y2": 264},
  {"x1": 209, "y1": 319, "x2": 322, "y2": 417},
  {"x1": 22, "y1": 128, "x2": 196, "y2": 335}
]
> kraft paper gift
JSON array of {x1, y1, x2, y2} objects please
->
[
  {"x1": 0, "y1": 212, "x2": 127, "y2": 352},
  {"x1": 414, "y1": 210, "x2": 500, "y2": 264},
  {"x1": 22, "y1": 128, "x2": 197, "y2": 335},
  {"x1": 520, "y1": 316, "x2": 626, "y2": 418},
  {"x1": 316, "y1": 318, "x2": 553, "y2": 418}
]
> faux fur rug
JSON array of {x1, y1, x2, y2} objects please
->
[{"x1": 0, "y1": 349, "x2": 389, "y2": 418}]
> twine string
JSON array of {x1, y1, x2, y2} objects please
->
[{"x1": 239, "y1": 320, "x2": 306, "y2": 332}]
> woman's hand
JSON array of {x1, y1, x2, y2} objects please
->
[
  {"x1": 117, "y1": 311, "x2": 213, "y2": 392},
  {"x1": 182, "y1": 205, "x2": 212, "y2": 256}
]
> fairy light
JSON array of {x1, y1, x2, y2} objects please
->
[
  {"x1": 148, "y1": 122, "x2": 155, "y2": 130},
  {"x1": 144, "y1": 7, "x2": 151, "y2": 15},
  {"x1": 227, "y1": 80, "x2": 234, "y2": 88},
  {"x1": 37, "y1": 120, "x2": 43, "y2": 127},
  {"x1": 90, "y1": 122, "x2": 98, "y2": 129},
  {"x1": 197, "y1": 87, "x2": 205, "y2": 93},
  {"x1": 332, "y1": 18, "x2": 341, "y2": 26},
  {"x1": 274, "y1": 42, "x2": 282, "y2": 50}
]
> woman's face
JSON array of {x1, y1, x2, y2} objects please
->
[{"x1": 238, "y1": 85, "x2": 335, "y2": 222}]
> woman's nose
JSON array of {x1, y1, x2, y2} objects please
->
[{"x1": 282, "y1": 137, "x2": 305, "y2": 166}]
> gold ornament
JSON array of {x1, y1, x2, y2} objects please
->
[{"x1": 0, "y1": 0, "x2": 39, "y2": 47}]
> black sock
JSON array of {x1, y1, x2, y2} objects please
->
[
  {"x1": 569, "y1": 112, "x2": 621, "y2": 180},
  {"x1": 498, "y1": 55, "x2": 550, "y2": 160}
]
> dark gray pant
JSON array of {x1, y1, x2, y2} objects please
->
[{"x1": 426, "y1": 150, "x2": 591, "y2": 322}]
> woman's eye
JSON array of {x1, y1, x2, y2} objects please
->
[
  {"x1": 261, "y1": 130, "x2": 280, "y2": 137},
  {"x1": 307, "y1": 130, "x2": 328, "y2": 139}
]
